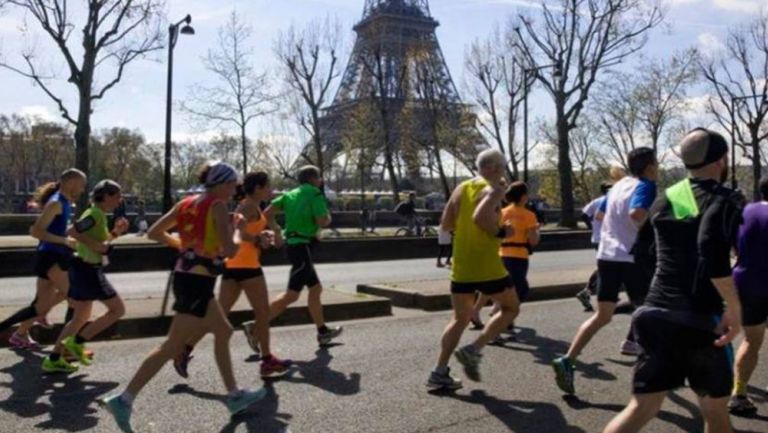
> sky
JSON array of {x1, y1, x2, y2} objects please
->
[{"x1": 0, "y1": 0, "x2": 766, "y2": 150}]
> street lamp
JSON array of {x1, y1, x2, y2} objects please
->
[
  {"x1": 163, "y1": 15, "x2": 195, "y2": 213},
  {"x1": 729, "y1": 93, "x2": 761, "y2": 190},
  {"x1": 523, "y1": 60, "x2": 563, "y2": 183}
]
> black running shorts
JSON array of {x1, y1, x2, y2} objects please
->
[
  {"x1": 34, "y1": 250, "x2": 72, "y2": 280},
  {"x1": 68, "y1": 259, "x2": 117, "y2": 301},
  {"x1": 222, "y1": 268, "x2": 264, "y2": 282},
  {"x1": 286, "y1": 243, "x2": 320, "y2": 292},
  {"x1": 739, "y1": 292, "x2": 768, "y2": 327},
  {"x1": 172, "y1": 272, "x2": 216, "y2": 318},
  {"x1": 596, "y1": 259, "x2": 650, "y2": 304},
  {"x1": 632, "y1": 308, "x2": 733, "y2": 398},
  {"x1": 451, "y1": 276, "x2": 512, "y2": 296}
]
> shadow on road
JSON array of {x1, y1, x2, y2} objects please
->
[
  {"x1": 437, "y1": 389, "x2": 586, "y2": 432},
  {"x1": 281, "y1": 347, "x2": 361, "y2": 396},
  {"x1": 493, "y1": 326, "x2": 617, "y2": 382},
  {"x1": 168, "y1": 382, "x2": 292, "y2": 433},
  {"x1": 0, "y1": 350, "x2": 118, "y2": 432}
]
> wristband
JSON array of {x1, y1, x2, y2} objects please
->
[{"x1": 496, "y1": 228, "x2": 506, "y2": 238}]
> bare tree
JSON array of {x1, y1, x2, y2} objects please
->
[
  {"x1": 701, "y1": 14, "x2": 768, "y2": 199},
  {"x1": 592, "y1": 73, "x2": 640, "y2": 169},
  {"x1": 181, "y1": 11, "x2": 275, "y2": 175},
  {"x1": 0, "y1": 0, "x2": 164, "y2": 197},
  {"x1": 515, "y1": 0, "x2": 663, "y2": 226},
  {"x1": 465, "y1": 24, "x2": 529, "y2": 179},
  {"x1": 274, "y1": 17, "x2": 342, "y2": 178}
]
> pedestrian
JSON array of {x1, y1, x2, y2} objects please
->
[
  {"x1": 575, "y1": 181, "x2": 613, "y2": 312},
  {"x1": 101, "y1": 162, "x2": 266, "y2": 433},
  {"x1": 603, "y1": 128, "x2": 744, "y2": 433},
  {"x1": 264, "y1": 166, "x2": 343, "y2": 347},
  {"x1": 395, "y1": 192, "x2": 421, "y2": 236},
  {"x1": 360, "y1": 202, "x2": 370, "y2": 235},
  {"x1": 136, "y1": 200, "x2": 148, "y2": 236},
  {"x1": 426, "y1": 149, "x2": 519, "y2": 390},
  {"x1": 41, "y1": 180, "x2": 129, "y2": 373},
  {"x1": 173, "y1": 172, "x2": 291, "y2": 380},
  {"x1": 553, "y1": 147, "x2": 658, "y2": 395},
  {"x1": 436, "y1": 227, "x2": 452, "y2": 268},
  {"x1": 0, "y1": 169, "x2": 86, "y2": 348},
  {"x1": 728, "y1": 175, "x2": 768, "y2": 415}
]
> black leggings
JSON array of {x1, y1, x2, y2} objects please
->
[{"x1": 437, "y1": 245, "x2": 452, "y2": 262}]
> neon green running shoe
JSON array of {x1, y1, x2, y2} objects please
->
[
  {"x1": 63, "y1": 336, "x2": 92, "y2": 366},
  {"x1": 42, "y1": 356, "x2": 79, "y2": 374}
]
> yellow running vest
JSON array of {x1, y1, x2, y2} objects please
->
[{"x1": 450, "y1": 178, "x2": 509, "y2": 283}]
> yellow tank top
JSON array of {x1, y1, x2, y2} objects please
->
[
  {"x1": 226, "y1": 210, "x2": 268, "y2": 269},
  {"x1": 450, "y1": 178, "x2": 508, "y2": 283}
]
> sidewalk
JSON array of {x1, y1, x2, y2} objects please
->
[
  {"x1": 357, "y1": 267, "x2": 593, "y2": 311},
  {"x1": 0, "y1": 289, "x2": 391, "y2": 347}
]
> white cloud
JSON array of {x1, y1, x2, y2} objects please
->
[
  {"x1": 18, "y1": 105, "x2": 57, "y2": 122},
  {"x1": 697, "y1": 32, "x2": 725, "y2": 57}
]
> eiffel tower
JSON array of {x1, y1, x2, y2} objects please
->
[{"x1": 315, "y1": 0, "x2": 483, "y2": 191}]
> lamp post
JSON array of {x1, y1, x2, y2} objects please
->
[
  {"x1": 729, "y1": 94, "x2": 761, "y2": 190},
  {"x1": 523, "y1": 60, "x2": 563, "y2": 183},
  {"x1": 162, "y1": 15, "x2": 195, "y2": 213}
]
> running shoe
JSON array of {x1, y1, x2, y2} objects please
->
[
  {"x1": 620, "y1": 340, "x2": 643, "y2": 356},
  {"x1": 552, "y1": 356, "x2": 575, "y2": 395},
  {"x1": 63, "y1": 348, "x2": 94, "y2": 363},
  {"x1": 8, "y1": 332, "x2": 41, "y2": 350},
  {"x1": 173, "y1": 346, "x2": 193, "y2": 379},
  {"x1": 62, "y1": 336, "x2": 92, "y2": 366},
  {"x1": 42, "y1": 356, "x2": 79, "y2": 374},
  {"x1": 426, "y1": 368, "x2": 463, "y2": 390},
  {"x1": 454, "y1": 346, "x2": 482, "y2": 382},
  {"x1": 260, "y1": 356, "x2": 291, "y2": 379},
  {"x1": 575, "y1": 289, "x2": 594, "y2": 312},
  {"x1": 469, "y1": 318, "x2": 485, "y2": 330},
  {"x1": 488, "y1": 335, "x2": 506, "y2": 346},
  {"x1": 100, "y1": 395, "x2": 134, "y2": 433},
  {"x1": 242, "y1": 321, "x2": 261, "y2": 357},
  {"x1": 317, "y1": 326, "x2": 343, "y2": 346},
  {"x1": 728, "y1": 394, "x2": 757, "y2": 415},
  {"x1": 226, "y1": 387, "x2": 267, "y2": 415}
]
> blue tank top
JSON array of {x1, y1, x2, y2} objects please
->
[{"x1": 37, "y1": 191, "x2": 72, "y2": 255}]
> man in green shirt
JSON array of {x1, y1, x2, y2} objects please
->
[{"x1": 266, "y1": 166, "x2": 343, "y2": 346}]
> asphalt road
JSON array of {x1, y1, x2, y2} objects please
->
[
  {"x1": 0, "y1": 250, "x2": 596, "y2": 305},
  {"x1": 0, "y1": 298, "x2": 766, "y2": 433}
]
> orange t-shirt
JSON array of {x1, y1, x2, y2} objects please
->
[
  {"x1": 499, "y1": 204, "x2": 539, "y2": 259},
  {"x1": 226, "y1": 211, "x2": 268, "y2": 269}
]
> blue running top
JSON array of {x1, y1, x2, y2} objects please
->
[{"x1": 37, "y1": 191, "x2": 71, "y2": 255}]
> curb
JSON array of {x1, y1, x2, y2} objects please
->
[
  {"x1": 356, "y1": 282, "x2": 586, "y2": 311},
  {"x1": 0, "y1": 294, "x2": 392, "y2": 347}
]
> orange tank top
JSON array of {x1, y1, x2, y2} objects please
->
[
  {"x1": 176, "y1": 194, "x2": 222, "y2": 258},
  {"x1": 226, "y1": 209, "x2": 268, "y2": 269}
]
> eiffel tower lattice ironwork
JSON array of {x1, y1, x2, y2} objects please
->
[{"x1": 313, "y1": 0, "x2": 484, "y2": 191}]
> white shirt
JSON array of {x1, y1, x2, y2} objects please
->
[
  {"x1": 583, "y1": 196, "x2": 605, "y2": 245},
  {"x1": 438, "y1": 228, "x2": 453, "y2": 245},
  {"x1": 597, "y1": 177, "x2": 645, "y2": 263}
]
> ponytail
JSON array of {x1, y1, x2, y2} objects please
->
[{"x1": 33, "y1": 182, "x2": 60, "y2": 206}]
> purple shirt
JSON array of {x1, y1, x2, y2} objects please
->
[{"x1": 734, "y1": 202, "x2": 768, "y2": 296}]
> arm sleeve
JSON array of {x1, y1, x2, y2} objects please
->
[
  {"x1": 312, "y1": 193, "x2": 330, "y2": 218},
  {"x1": 582, "y1": 199, "x2": 597, "y2": 217},
  {"x1": 598, "y1": 197, "x2": 608, "y2": 213},
  {"x1": 629, "y1": 181, "x2": 657, "y2": 210},
  {"x1": 698, "y1": 198, "x2": 741, "y2": 279}
]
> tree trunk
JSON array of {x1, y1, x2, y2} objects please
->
[
  {"x1": 74, "y1": 96, "x2": 92, "y2": 213},
  {"x1": 433, "y1": 146, "x2": 451, "y2": 198},
  {"x1": 240, "y1": 123, "x2": 248, "y2": 175},
  {"x1": 752, "y1": 136, "x2": 762, "y2": 201},
  {"x1": 556, "y1": 100, "x2": 576, "y2": 228},
  {"x1": 312, "y1": 110, "x2": 325, "y2": 179}
]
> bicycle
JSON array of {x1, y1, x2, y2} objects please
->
[{"x1": 395, "y1": 216, "x2": 437, "y2": 237}]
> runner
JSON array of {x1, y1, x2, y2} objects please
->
[
  {"x1": 729, "y1": 175, "x2": 768, "y2": 415},
  {"x1": 263, "y1": 166, "x2": 343, "y2": 347},
  {"x1": 553, "y1": 147, "x2": 658, "y2": 395},
  {"x1": 603, "y1": 128, "x2": 744, "y2": 433},
  {"x1": 575, "y1": 182, "x2": 613, "y2": 312},
  {"x1": 41, "y1": 180, "x2": 129, "y2": 373},
  {"x1": 173, "y1": 171, "x2": 291, "y2": 380},
  {"x1": 100, "y1": 162, "x2": 266, "y2": 433},
  {"x1": 0, "y1": 169, "x2": 86, "y2": 348},
  {"x1": 426, "y1": 149, "x2": 520, "y2": 389}
]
